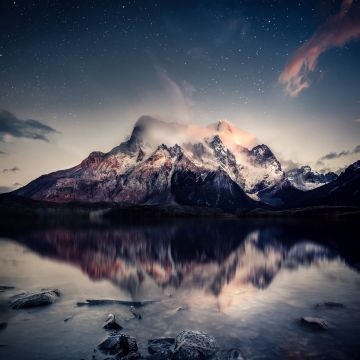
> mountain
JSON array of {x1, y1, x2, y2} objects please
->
[
  {"x1": 14, "y1": 116, "x2": 286, "y2": 210},
  {"x1": 294, "y1": 160, "x2": 360, "y2": 207},
  {"x1": 285, "y1": 166, "x2": 338, "y2": 191},
  {"x1": 12, "y1": 116, "x2": 359, "y2": 211}
]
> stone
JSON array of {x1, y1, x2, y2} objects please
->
[
  {"x1": 10, "y1": 289, "x2": 60, "y2": 309},
  {"x1": 104, "y1": 314, "x2": 123, "y2": 331},
  {"x1": 64, "y1": 315, "x2": 74, "y2": 322},
  {"x1": 315, "y1": 301, "x2": 344, "y2": 309},
  {"x1": 148, "y1": 337, "x2": 175, "y2": 354},
  {"x1": 173, "y1": 330, "x2": 219, "y2": 359},
  {"x1": 211, "y1": 349, "x2": 245, "y2": 360},
  {"x1": 129, "y1": 306, "x2": 142, "y2": 319},
  {"x1": 98, "y1": 333, "x2": 140, "y2": 359},
  {"x1": 77, "y1": 299, "x2": 158, "y2": 307},
  {"x1": 300, "y1": 317, "x2": 329, "y2": 330}
]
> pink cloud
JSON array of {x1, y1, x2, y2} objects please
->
[{"x1": 279, "y1": 0, "x2": 360, "y2": 96}]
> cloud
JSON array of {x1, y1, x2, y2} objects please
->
[
  {"x1": 156, "y1": 68, "x2": 196, "y2": 122},
  {"x1": 317, "y1": 144, "x2": 360, "y2": 163},
  {"x1": 3, "y1": 166, "x2": 20, "y2": 173},
  {"x1": 320, "y1": 150, "x2": 350, "y2": 160},
  {"x1": 280, "y1": 159, "x2": 302, "y2": 171},
  {"x1": 279, "y1": 0, "x2": 360, "y2": 96},
  {"x1": 0, "y1": 109, "x2": 60, "y2": 142}
]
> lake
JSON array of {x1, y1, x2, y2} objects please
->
[{"x1": 0, "y1": 218, "x2": 359, "y2": 359}]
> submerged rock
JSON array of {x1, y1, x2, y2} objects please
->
[
  {"x1": 98, "y1": 333, "x2": 140, "y2": 359},
  {"x1": 77, "y1": 299, "x2": 158, "y2": 307},
  {"x1": 129, "y1": 306, "x2": 142, "y2": 319},
  {"x1": 301, "y1": 317, "x2": 329, "y2": 330},
  {"x1": 64, "y1": 315, "x2": 74, "y2": 322},
  {"x1": 10, "y1": 289, "x2": 60, "y2": 309},
  {"x1": 315, "y1": 301, "x2": 344, "y2": 309},
  {"x1": 212, "y1": 349, "x2": 245, "y2": 360},
  {"x1": 104, "y1": 313, "x2": 122, "y2": 331},
  {"x1": 173, "y1": 330, "x2": 219, "y2": 359},
  {"x1": 0, "y1": 323, "x2": 7, "y2": 331},
  {"x1": 147, "y1": 337, "x2": 175, "y2": 358}
]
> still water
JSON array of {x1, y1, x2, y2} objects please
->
[{"x1": 0, "y1": 219, "x2": 359, "y2": 359}]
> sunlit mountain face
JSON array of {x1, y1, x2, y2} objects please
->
[{"x1": 11, "y1": 116, "x2": 360, "y2": 210}]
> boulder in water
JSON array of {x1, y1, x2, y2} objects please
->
[
  {"x1": 10, "y1": 289, "x2": 60, "y2": 309},
  {"x1": 173, "y1": 330, "x2": 219, "y2": 359}
]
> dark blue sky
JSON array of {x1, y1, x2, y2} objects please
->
[{"x1": 0, "y1": 0, "x2": 359, "y2": 189}]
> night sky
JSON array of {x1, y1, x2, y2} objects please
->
[{"x1": 0, "y1": 0, "x2": 360, "y2": 191}]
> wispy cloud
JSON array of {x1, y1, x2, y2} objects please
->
[
  {"x1": 156, "y1": 67, "x2": 196, "y2": 122},
  {"x1": 280, "y1": 159, "x2": 302, "y2": 171},
  {"x1": 279, "y1": 0, "x2": 360, "y2": 96},
  {"x1": 317, "y1": 144, "x2": 360, "y2": 163},
  {"x1": 3, "y1": 166, "x2": 20, "y2": 173},
  {"x1": 0, "y1": 109, "x2": 60, "y2": 142}
]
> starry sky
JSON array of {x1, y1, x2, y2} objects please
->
[{"x1": 0, "y1": 0, "x2": 360, "y2": 191}]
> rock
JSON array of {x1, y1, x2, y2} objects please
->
[
  {"x1": 300, "y1": 317, "x2": 329, "y2": 330},
  {"x1": 98, "y1": 333, "x2": 140, "y2": 359},
  {"x1": 129, "y1": 306, "x2": 142, "y2": 319},
  {"x1": 212, "y1": 349, "x2": 245, "y2": 360},
  {"x1": 148, "y1": 337, "x2": 175, "y2": 356},
  {"x1": 173, "y1": 330, "x2": 219, "y2": 359},
  {"x1": 64, "y1": 315, "x2": 74, "y2": 322},
  {"x1": 0, "y1": 322, "x2": 7, "y2": 331},
  {"x1": 77, "y1": 299, "x2": 158, "y2": 307},
  {"x1": 104, "y1": 314, "x2": 122, "y2": 331},
  {"x1": 10, "y1": 289, "x2": 60, "y2": 309},
  {"x1": 315, "y1": 301, "x2": 344, "y2": 309}
]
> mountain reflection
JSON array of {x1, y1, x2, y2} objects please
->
[{"x1": 9, "y1": 220, "x2": 359, "y2": 303}]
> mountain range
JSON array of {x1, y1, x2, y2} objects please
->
[{"x1": 12, "y1": 116, "x2": 360, "y2": 212}]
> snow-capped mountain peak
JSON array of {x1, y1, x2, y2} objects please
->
[
  {"x1": 13, "y1": 116, "x2": 343, "y2": 209},
  {"x1": 285, "y1": 166, "x2": 338, "y2": 191}
]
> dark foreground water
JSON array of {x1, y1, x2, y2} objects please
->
[{"x1": 0, "y1": 219, "x2": 359, "y2": 360}]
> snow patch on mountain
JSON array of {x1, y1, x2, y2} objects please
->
[{"x1": 285, "y1": 166, "x2": 338, "y2": 191}]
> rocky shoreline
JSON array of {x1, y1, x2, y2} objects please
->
[{"x1": 1, "y1": 286, "x2": 347, "y2": 359}]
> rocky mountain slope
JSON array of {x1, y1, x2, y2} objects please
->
[
  {"x1": 293, "y1": 160, "x2": 360, "y2": 207},
  {"x1": 285, "y1": 166, "x2": 338, "y2": 191},
  {"x1": 13, "y1": 116, "x2": 358, "y2": 210}
]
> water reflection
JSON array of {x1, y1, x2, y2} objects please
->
[
  {"x1": 1, "y1": 219, "x2": 360, "y2": 359},
  {"x1": 6, "y1": 219, "x2": 359, "y2": 310}
]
